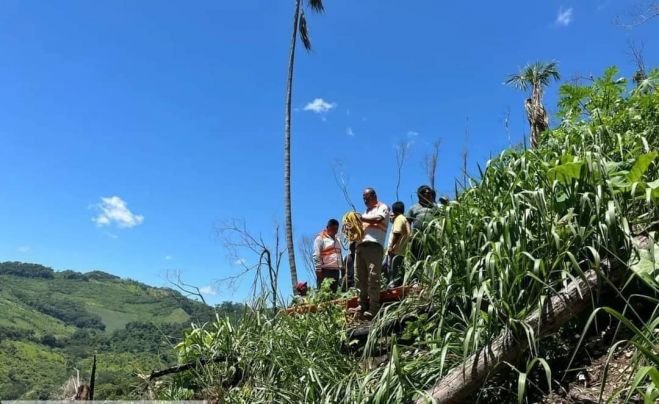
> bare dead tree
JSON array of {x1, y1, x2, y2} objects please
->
[
  {"x1": 217, "y1": 219, "x2": 285, "y2": 309},
  {"x1": 503, "y1": 106, "x2": 511, "y2": 146},
  {"x1": 395, "y1": 140, "x2": 411, "y2": 200},
  {"x1": 627, "y1": 40, "x2": 647, "y2": 86},
  {"x1": 615, "y1": 1, "x2": 659, "y2": 28},
  {"x1": 298, "y1": 234, "x2": 318, "y2": 283},
  {"x1": 461, "y1": 119, "x2": 470, "y2": 191},
  {"x1": 422, "y1": 139, "x2": 441, "y2": 191},
  {"x1": 166, "y1": 268, "x2": 207, "y2": 305},
  {"x1": 331, "y1": 159, "x2": 357, "y2": 211}
]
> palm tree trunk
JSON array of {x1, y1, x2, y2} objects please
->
[
  {"x1": 530, "y1": 84, "x2": 544, "y2": 149},
  {"x1": 284, "y1": 0, "x2": 302, "y2": 293},
  {"x1": 531, "y1": 124, "x2": 540, "y2": 149}
]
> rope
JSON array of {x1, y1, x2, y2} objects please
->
[{"x1": 341, "y1": 211, "x2": 363, "y2": 246}]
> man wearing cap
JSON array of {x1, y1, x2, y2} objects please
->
[
  {"x1": 312, "y1": 219, "x2": 343, "y2": 293},
  {"x1": 355, "y1": 188, "x2": 389, "y2": 318}
]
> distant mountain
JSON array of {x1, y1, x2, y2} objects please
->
[{"x1": 0, "y1": 261, "x2": 242, "y2": 400}]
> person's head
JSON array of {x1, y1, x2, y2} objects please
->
[
  {"x1": 326, "y1": 218, "x2": 339, "y2": 237},
  {"x1": 417, "y1": 185, "x2": 434, "y2": 206},
  {"x1": 391, "y1": 201, "x2": 405, "y2": 220},
  {"x1": 362, "y1": 188, "x2": 378, "y2": 208},
  {"x1": 295, "y1": 281, "x2": 308, "y2": 296},
  {"x1": 438, "y1": 196, "x2": 449, "y2": 206}
]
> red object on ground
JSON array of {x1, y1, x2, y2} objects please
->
[
  {"x1": 295, "y1": 282, "x2": 308, "y2": 296},
  {"x1": 285, "y1": 286, "x2": 416, "y2": 315}
]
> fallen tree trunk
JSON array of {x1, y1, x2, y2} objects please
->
[{"x1": 417, "y1": 260, "x2": 625, "y2": 404}]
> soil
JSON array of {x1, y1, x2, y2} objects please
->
[{"x1": 538, "y1": 334, "x2": 639, "y2": 403}]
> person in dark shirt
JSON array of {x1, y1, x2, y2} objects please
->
[
  {"x1": 406, "y1": 185, "x2": 436, "y2": 231},
  {"x1": 407, "y1": 185, "x2": 437, "y2": 261},
  {"x1": 341, "y1": 242, "x2": 356, "y2": 291}
]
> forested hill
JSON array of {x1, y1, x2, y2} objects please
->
[{"x1": 0, "y1": 261, "x2": 242, "y2": 399}]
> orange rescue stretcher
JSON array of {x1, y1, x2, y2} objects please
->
[{"x1": 284, "y1": 285, "x2": 417, "y2": 315}]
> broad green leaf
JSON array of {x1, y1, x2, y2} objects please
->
[
  {"x1": 547, "y1": 161, "x2": 584, "y2": 183},
  {"x1": 630, "y1": 241, "x2": 659, "y2": 288},
  {"x1": 647, "y1": 178, "x2": 659, "y2": 201},
  {"x1": 628, "y1": 151, "x2": 658, "y2": 183}
]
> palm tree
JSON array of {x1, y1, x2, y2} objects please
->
[
  {"x1": 284, "y1": 0, "x2": 324, "y2": 293},
  {"x1": 505, "y1": 62, "x2": 560, "y2": 149}
]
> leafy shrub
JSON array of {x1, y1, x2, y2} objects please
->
[
  {"x1": 15, "y1": 292, "x2": 106, "y2": 331},
  {"x1": 84, "y1": 270, "x2": 120, "y2": 281},
  {"x1": 0, "y1": 262, "x2": 55, "y2": 279}
]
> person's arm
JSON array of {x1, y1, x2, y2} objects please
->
[
  {"x1": 312, "y1": 237, "x2": 322, "y2": 271},
  {"x1": 388, "y1": 216, "x2": 403, "y2": 255},
  {"x1": 388, "y1": 232, "x2": 402, "y2": 255},
  {"x1": 360, "y1": 215, "x2": 384, "y2": 224},
  {"x1": 362, "y1": 204, "x2": 388, "y2": 224},
  {"x1": 405, "y1": 206, "x2": 416, "y2": 224}
]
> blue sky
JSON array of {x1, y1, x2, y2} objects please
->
[{"x1": 0, "y1": 0, "x2": 657, "y2": 304}]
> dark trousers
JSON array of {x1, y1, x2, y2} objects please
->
[
  {"x1": 385, "y1": 254, "x2": 404, "y2": 286},
  {"x1": 355, "y1": 242, "x2": 384, "y2": 312},
  {"x1": 316, "y1": 268, "x2": 340, "y2": 293}
]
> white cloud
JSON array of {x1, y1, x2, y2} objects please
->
[
  {"x1": 199, "y1": 285, "x2": 217, "y2": 296},
  {"x1": 165, "y1": 255, "x2": 173, "y2": 261},
  {"x1": 17, "y1": 246, "x2": 30, "y2": 253},
  {"x1": 407, "y1": 131, "x2": 420, "y2": 137},
  {"x1": 92, "y1": 196, "x2": 144, "y2": 228},
  {"x1": 303, "y1": 98, "x2": 336, "y2": 113},
  {"x1": 346, "y1": 127, "x2": 355, "y2": 136},
  {"x1": 105, "y1": 232, "x2": 119, "y2": 239},
  {"x1": 234, "y1": 258, "x2": 247, "y2": 266},
  {"x1": 346, "y1": 108, "x2": 351, "y2": 116},
  {"x1": 556, "y1": 7, "x2": 573, "y2": 26}
]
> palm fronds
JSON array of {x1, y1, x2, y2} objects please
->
[{"x1": 307, "y1": 0, "x2": 325, "y2": 13}]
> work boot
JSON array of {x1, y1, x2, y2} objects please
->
[
  {"x1": 362, "y1": 309, "x2": 378, "y2": 320},
  {"x1": 348, "y1": 304, "x2": 368, "y2": 315}
]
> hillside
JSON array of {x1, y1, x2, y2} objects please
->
[
  {"x1": 0, "y1": 262, "x2": 241, "y2": 399},
  {"x1": 155, "y1": 69, "x2": 659, "y2": 402}
]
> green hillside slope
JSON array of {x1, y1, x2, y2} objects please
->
[{"x1": 0, "y1": 262, "x2": 240, "y2": 399}]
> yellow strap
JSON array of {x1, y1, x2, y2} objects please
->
[{"x1": 341, "y1": 211, "x2": 364, "y2": 243}]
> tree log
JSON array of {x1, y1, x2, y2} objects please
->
[{"x1": 417, "y1": 261, "x2": 624, "y2": 404}]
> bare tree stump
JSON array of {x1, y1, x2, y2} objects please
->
[{"x1": 74, "y1": 385, "x2": 91, "y2": 400}]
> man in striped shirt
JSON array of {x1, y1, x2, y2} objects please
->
[{"x1": 312, "y1": 219, "x2": 343, "y2": 293}]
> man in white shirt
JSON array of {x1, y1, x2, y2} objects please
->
[{"x1": 355, "y1": 188, "x2": 389, "y2": 318}]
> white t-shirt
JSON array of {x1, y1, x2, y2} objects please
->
[{"x1": 361, "y1": 202, "x2": 389, "y2": 246}]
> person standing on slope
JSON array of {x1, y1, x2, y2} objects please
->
[
  {"x1": 407, "y1": 185, "x2": 437, "y2": 261},
  {"x1": 312, "y1": 219, "x2": 343, "y2": 293},
  {"x1": 386, "y1": 201, "x2": 411, "y2": 286},
  {"x1": 355, "y1": 188, "x2": 389, "y2": 319},
  {"x1": 406, "y1": 185, "x2": 437, "y2": 231}
]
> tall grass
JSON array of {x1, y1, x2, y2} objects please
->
[{"x1": 160, "y1": 67, "x2": 658, "y2": 403}]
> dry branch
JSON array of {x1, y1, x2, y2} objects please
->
[{"x1": 148, "y1": 355, "x2": 230, "y2": 380}]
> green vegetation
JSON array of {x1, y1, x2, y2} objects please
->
[
  {"x1": 158, "y1": 67, "x2": 659, "y2": 402},
  {"x1": 0, "y1": 262, "x2": 243, "y2": 399}
]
